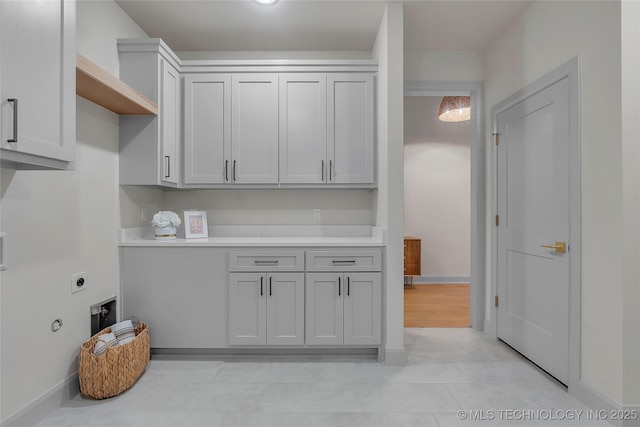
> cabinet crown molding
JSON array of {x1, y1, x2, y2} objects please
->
[{"x1": 118, "y1": 38, "x2": 377, "y2": 74}]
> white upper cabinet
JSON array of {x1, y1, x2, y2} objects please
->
[
  {"x1": 328, "y1": 74, "x2": 375, "y2": 185},
  {"x1": 231, "y1": 74, "x2": 279, "y2": 184},
  {"x1": 118, "y1": 39, "x2": 180, "y2": 188},
  {"x1": 160, "y1": 59, "x2": 180, "y2": 185},
  {"x1": 183, "y1": 74, "x2": 231, "y2": 184},
  {"x1": 0, "y1": 0, "x2": 75, "y2": 170},
  {"x1": 278, "y1": 74, "x2": 327, "y2": 184},
  {"x1": 119, "y1": 40, "x2": 376, "y2": 189},
  {"x1": 279, "y1": 73, "x2": 375, "y2": 186}
]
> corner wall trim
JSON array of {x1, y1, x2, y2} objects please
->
[
  {"x1": 384, "y1": 346, "x2": 407, "y2": 366},
  {"x1": 1, "y1": 373, "x2": 79, "y2": 427}
]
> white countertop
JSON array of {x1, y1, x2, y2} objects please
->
[{"x1": 119, "y1": 225, "x2": 386, "y2": 248}]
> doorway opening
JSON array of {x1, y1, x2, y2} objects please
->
[
  {"x1": 402, "y1": 82, "x2": 485, "y2": 331},
  {"x1": 403, "y1": 94, "x2": 471, "y2": 327}
]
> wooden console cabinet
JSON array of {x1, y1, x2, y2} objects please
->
[{"x1": 404, "y1": 236, "x2": 421, "y2": 285}]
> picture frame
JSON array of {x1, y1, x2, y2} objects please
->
[{"x1": 183, "y1": 211, "x2": 209, "y2": 239}]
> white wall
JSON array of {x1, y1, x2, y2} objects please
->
[
  {"x1": 0, "y1": 1, "x2": 152, "y2": 422},
  {"x1": 163, "y1": 189, "x2": 373, "y2": 226},
  {"x1": 621, "y1": 0, "x2": 640, "y2": 407},
  {"x1": 373, "y1": 3, "x2": 405, "y2": 365},
  {"x1": 405, "y1": 50, "x2": 483, "y2": 83},
  {"x1": 404, "y1": 96, "x2": 470, "y2": 281},
  {"x1": 484, "y1": 0, "x2": 623, "y2": 404}
]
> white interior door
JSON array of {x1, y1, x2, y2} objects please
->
[{"x1": 496, "y1": 76, "x2": 570, "y2": 384}]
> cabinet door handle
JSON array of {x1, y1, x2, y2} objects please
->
[
  {"x1": 165, "y1": 156, "x2": 170, "y2": 178},
  {"x1": 225, "y1": 160, "x2": 229, "y2": 182},
  {"x1": 269, "y1": 276, "x2": 272, "y2": 296},
  {"x1": 338, "y1": 276, "x2": 341, "y2": 296},
  {"x1": 321, "y1": 160, "x2": 325, "y2": 181},
  {"x1": 347, "y1": 276, "x2": 350, "y2": 296},
  {"x1": 260, "y1": 276, "x2": 264, "y2": 296},
  {"x1": 233, "y1": 160, "x2": 237, "y2": 182},
  {"x1": 7, "y1": 98, "x2": 18, "y2": 143}
]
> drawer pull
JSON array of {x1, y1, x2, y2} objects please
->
[
  {"x1": 7, "y1": 98, "x2": 18, "y2": 143},
  {"x1": 332, "y1": 260, "x2": 356, "y2": 265},
  {"x1": 254, "y1": 260, "x2": 279, "y2": 265}
]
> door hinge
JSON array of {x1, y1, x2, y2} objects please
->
[
  {"x1": 493, "y1": 133, "x2": 499, "y2": 145},
  {"x1": 495, "y1": 295, "x2": 499, "y2": 307},
  {"x1": 495, "y1": 215, "x2": 499, "y2": 226}
]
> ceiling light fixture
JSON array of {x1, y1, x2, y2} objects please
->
[
  {"x1": 253, "y1": 0, "x2": 279, "y2": 5},
  {"x1": 438, "y1": 96, "x2": 471, "y2": 122}
]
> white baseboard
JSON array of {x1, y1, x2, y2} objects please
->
[
  {"x1": 571, "y1": 380, "x2": 640, "y2": 427},
  {"x1": 384, "y1": 346, "x2": 407, "y2": 366},
  {"x1": 1, "y1": 373, "x2": 79, "y2": 427},
  {"x1": 407, "y1": 275, "x2": 471, "y2": 284}
]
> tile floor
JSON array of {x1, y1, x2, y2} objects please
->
[{"x1": 37, "y1": 329, "x2": 611, "y2": 427}]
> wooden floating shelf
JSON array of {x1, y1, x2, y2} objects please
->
[{"x1": 76, "y1": 53, "x2": 158, "y2": 116}]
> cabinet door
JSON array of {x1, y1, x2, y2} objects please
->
[
  {"x1": 183, "y1": 74, "x2": 231, "y2": 184},
  {"x1": 305, "y1": 273, "x2": 343, "y2": 345},
  {"x1": 0, "y1": 0, "x2": 75, "y2": 168},
  {"x1": 160, "y1": 59, "x2": 180, "y2": 185},
  {"x1": 231, "y1": 74, "x2": 279, "y2": 184},
  {"x1": 344, "y1": 273, "x2": 381, "y2": 345},
  {"x1": 327, "y1": 74, "x2": 374, "y2": 184},
  {"x1": 267, "y1": 273, "x2": 305, "y2": 345},
  {"x1": 279, "y1": 74, "x2": 327, "y2": 184},
  {"x1": 229, "y1": 273, "x2": 266, "y2": 345}
]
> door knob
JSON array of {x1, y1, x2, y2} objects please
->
[{"x1": 541, "y1": 241, "x2": 566, "y2": 254}]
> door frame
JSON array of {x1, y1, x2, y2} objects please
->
[
  {"x1": 403, "y1": 81, "x2": 485, "y2": 331},
  {"x1": 490, "y1": 58, "x2": 581, "y2": 391}
]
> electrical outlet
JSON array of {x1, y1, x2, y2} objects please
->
[
  {"x1": 313, "y1": 209, "x2": 321, "y2": 222},
  {"x1": 71, "y1": 271, "x2": 87, "y2": 294}
]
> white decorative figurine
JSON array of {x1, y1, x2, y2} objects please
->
[{"x1": 151, "y1": 211, "x2": 181, "y2": 240}]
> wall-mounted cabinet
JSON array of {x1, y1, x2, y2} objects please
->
[
  {"x1": 1, "y1": 0, "x2": 75, "y2": 170},
  {"x1": 327, "y1": 74, "x2": 375, "y2": 185},
  {"x1": 119, "y1": 38, "x2": 377, "y2": 189},
  {"x1": 183, "y1": 73, "x2": 279, "y2": 185},
  {"x1": 278, "y1": 73, "x2": 375, "y2": 186},
  {"x1": 278, "y1": 74, "x2": 327, "y2": 184},
  {"x1": 118, "y1": 39, "x2": 181, "y2": 187},
  {"x1": 231, "y1": 74, "x2": 279, "y2": 184},
  {"x1": 183, "y1": 74, "x2": 231, "y2": 184}
]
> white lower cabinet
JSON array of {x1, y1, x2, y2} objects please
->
[
  {"x1": 120, "y1": 247, "x2": 229, "y2": 349},
  {"x1": 228, "y1": 272, "x2": 305, "y2": 345},
  {"x1": 305, "y1": 272, "x2": 381, "y2": 345}
]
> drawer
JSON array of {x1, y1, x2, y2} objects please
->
[
  {"x1": 306, "y1": 251, "x2": 382, "y2": 272},
  {"x1": 404, "y1": 263, "x2": 421, "y2": 276},
  {"x1": 229, "y1": 251, "x2": 305, "y2": 272}
]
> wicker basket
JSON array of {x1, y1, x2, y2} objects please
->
[{"x1": 79, "y1": 321, "x2": 150, "y2": 399}]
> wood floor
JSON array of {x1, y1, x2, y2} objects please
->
[{"x1": 404, "y1": 284, "x2": 470, "y2": 328}]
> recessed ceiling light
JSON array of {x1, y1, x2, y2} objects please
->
[{"x1": 253, "y1": 0, "x2": 279, "y2": 5}]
